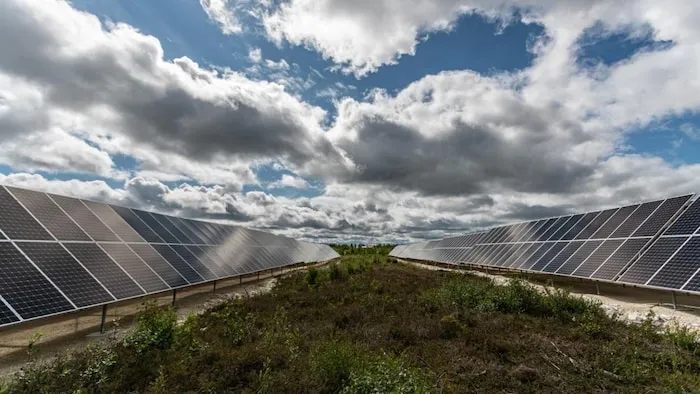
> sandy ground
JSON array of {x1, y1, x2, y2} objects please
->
[
  {"x1": 0, "y1": 266, "x2": 307, "y2": 378},
  {"x1": 401, "y1": 260, "x2": 700, "y2": 332}
]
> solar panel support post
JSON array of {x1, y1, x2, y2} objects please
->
[
  {"x1": 595, "y1": 281, "x2": 600, "y2": 296},
  {"x1": 171, "y1": 289, "x2": 177, "y2": 307},
  {"x1": 100, "y1": 305, "x2": 108, "y2": 334},
  {"x1": 212, "y1": 280, "x2": 217, "y2": 295},
  {"x1": 671, "y1": 291, "x2": 677, "y2": 310}
]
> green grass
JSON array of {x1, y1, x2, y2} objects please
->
[{"x1": 2, "y1": 252, "x2": 699, "y2": 393}]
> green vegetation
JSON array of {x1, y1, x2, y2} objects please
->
[
  {"x1": 330, "y1": 243, "x2": 395, "y2": 256},
  {"x1": 2, "y1": 247, "x2": 699, "y2": 393}
]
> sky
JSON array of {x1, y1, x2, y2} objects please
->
[{"x1": 1, "y1": 0, "x2": 700, "y2": 244}]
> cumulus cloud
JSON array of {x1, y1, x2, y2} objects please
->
[
  {"x1": 4, "y1": 0, "x2": 700, "y2": 243},
  {"x1": 268, "y1": 174, "x2": 309, "y2": 189},
  {"x1": 0, "y1": 0, "x2": 344, "y2": 183},
  {"x1": 200, "y1": 0, "x2": 242, "y2": 34}
]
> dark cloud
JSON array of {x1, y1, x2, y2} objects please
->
[{"x1": 333, "y1": 116, "x2": 594, "y2": 196}]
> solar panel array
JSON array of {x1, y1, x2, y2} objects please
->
[
  {"x1": 0, "y1": 185, "x2": 338, "y2": 328},
  {"x1": 391, "y1": 194, "x2": 700, "y2": 295}
]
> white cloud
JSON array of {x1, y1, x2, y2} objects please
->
[
  {"x1": 200, "y1": 0, "x2": 242, "y2": 34},
  {"x1": 268, "y1": 174, "x2": 309, "y2": 189},
  {"x1": 248, "y1": 47, "x2": 262, "y2": 63},
  {"x1": 680, "y1": 123, "x2": 700, "y2": 141}
]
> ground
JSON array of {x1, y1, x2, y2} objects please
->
[{"x1": 1, "y1": 252, "x2": 700, "y2": 393}]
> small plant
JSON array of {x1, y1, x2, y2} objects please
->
[
  {"x1": 306, "y1": 267, "x2": 319, "y2": 286},
  {"x1": 329, "y1": 263, "x2": 348, "y2": 281},
  {"x1": 341, "y1": 354, "x2": 430, "y2": 394},
  {"x1": 666, "y1": 323, "x2": 700, "y2": 354},
  {"x1": 124, "y1": 301, "x2": 177, "y2": 354},
  {"x1": 310, "y1": 341, "x2": 358, "y2": 392},
  {"x1": 26, "y1": 332, "x2": 43, "y2": 361}
]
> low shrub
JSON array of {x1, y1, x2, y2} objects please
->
[
  {"x1": 341, "y1": 354, "x2": 430, "y2": 394},
  {"x1": 124, "y1": 302, "x2": 178, "y2": 354}
]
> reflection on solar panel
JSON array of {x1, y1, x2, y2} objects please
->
[
  {"x1": 391, "y1": 194, "x2": 700, "y2": 297},
  {"x1": 0, "y1": 184, "x2": 337, "y2": 328},
  {"x1": 98, "y1": 243, "x2": 169, "y2": 293},
  {"x1": 7, "y1": 187, "x2": 91, "y2": 241},
  {"x1": 0, "y1": 187, "x2": 53, "y2": 240},
  {"x1": 49, "y1": 194, "x2": 121, "y2": 241}
]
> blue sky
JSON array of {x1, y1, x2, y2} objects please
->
[{"x1": 1, "y1": 0, "x2": 700, "y2": 243}]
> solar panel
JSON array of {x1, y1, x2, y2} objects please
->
[
  {"x1": 663, "y1": 199, "x2": 700, "y2": 236},
  {"x1": 618, "y1": 237, "x2": 688, "y2": 285},
  {"x1": 590, "y1": 205, "x2": 637, "y2": 239},
  {"x1": 632, "y1": 195, "x2": 692, "y2": 237},
  {"x1": 98, "y1": 243, "x2": 169, "y2": 293},
  {"x1": 64, "y1": 243, "x2": 144, "y2": 299},
  {"x1": 542, "y1": 241, "x2": 582, "y2": 273},
  {"x1": 549, "y1": 215, "x2": 584, "y2": 241},
  {"x1": 112, "y1": 207, "x2": 164, "y2": 243},
  {"x1": 0, "y1": 187, "x2": 53, "y2": 240},
  {"x1": 529, "y1": 218, "x2": 558, "y2": 241},
  {"x1": 512, "y1": 243, "x2": 541, "y2": 269},
  {"x1": 163, "y1": 216, "x2": 203, "y2": 244},
  {"x1": 573, "y1": 239, "x2": 624, "y2": 278},
  {"x1": 128, "y1": 244, "x2": 188, "y2": 288},
  {"x1": 150, "y1": 213, "x2": 194, "y2": 244},
  {"x1": 170, "y1": 245, "x2": 217, "y2": 280},
  {"x1": 0, "y1": 243, "x2": 74, "y2": 319},
  {"x1": 540, "y1": 216, "x2": 571, "y2": 241},
  {"x1": 502, "y1": 244, "x2": 529, "y2": 267},
  {"x1": 521, "y1": 243, "x2": 554, "y2": 270},
  {"x1": 591, "y1": 238, "x2": 651, "y2": 280},
  {"x1": 647, "y1": 237, "x2": 700, "y2": 290},
  {"x1": 556, "y1": 240, "x2": 603, "y2": 275},
  {"x1": 48, "y1": 194, "x2": 121, "y2": 241},
  {"x1": 7, "y1": 187, "x2": 91, "y2": 241},
  {"x1": 0, "y1": 299, "x2": 19, "y2": 325},
  {"x1": 17, "y1": 242, "x2": 114, "y2": 307},
  {"x1": 531, "y1": 242, "x2": 568, "y2": 271},
  {"x1": 82, "y1": 200, "x2": 145, "y2": 243},
  {"x1": 185, "y1": 245, "x2": 229, "y2": 277},
  {"x1": 560, "y1": 212, "x2": 599, "y2": 240},
  {"x1": 610, "y1": 201, "x2": 662, "y2": 238},
  {"x1": 575, "y1": 209, "x2": 617, "y2": 239},
  {"x1": 151, "y1": 244, "x2": 204, "y2": 283},
  {"x1": 131, "y1": 210, "x2": 178, "y2": 243}
]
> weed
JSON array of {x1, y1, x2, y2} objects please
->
[
  {"x1": 306, "y1": 267, "x2": 319, "y2": 286},
  {"x1": 124, "y1": 301, "x2": 177, "y2": 354},
  {"x1": 341, "y1": 354, "x2": 430, "y2": 394}
]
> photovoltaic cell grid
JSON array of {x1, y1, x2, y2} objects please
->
[
  {"x1": 391, "y1": 194, "x2": 700, "y2": 295},
  {"x1": 0, "y1": 184, "x2": 338, "y2": 328}
]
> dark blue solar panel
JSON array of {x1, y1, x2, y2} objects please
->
[
  {"x1": 649, "y1": 237, "x2": 700, "y2": 290},
  {"x1": 8, "y1": 187, "x2": 91, "y2": 241},
  {"x1": 521, "y1": 243, "x2": 554, "y2": 270},
  {"x1": 49, "y1": 194, "x2": 121, "y2": 242},
  {"x1": 0, "y1": 299, "x2": 19, "y2": 325},
  {"x1": 560, "y1": 212, "x2": 598, "y2": 240},
  {"x1": 110, "y1": 206, "x2": 163, "y2": 243},
  {"x1": 0, "y1": 243, "x2": 74, "y2": 319},
  {"x1": 610, "y1": 201, "x2": 662, "y2": 238},
  {"x1": 549, "y1": 215, "x2": 584, "y2": 241},
  {"x1": 618, "y1": 237, "x2": 687, "y2": 285},
  {"x1": 530, "y1": 242, "x2": 568, "y2": 271},
  {"x1": 165, "y1": 216, "x2": 205, "y2": 244},
  {"x1": 64, "y1": 243, "x2": 144, "y2": 299},
  {"x1": 0, "y1": 187, "x2": 53, "y2": 240},
  {"x1": 664, "y1": 199, "x2": 700, "y2": 236},
  {"x1": 557, "y1": 240, "x2": 603, "y2": 275},
  {"x1": 539, "y1": 216, "x2": 570, "y2": 241},
  {"x1": 17, "y1": 242, "x2": 113, "y2": 307},
  {"x1": 503, "y1": 244, "x2": 530, "y2": 267},
  {"x1": 82, "y1": 201, "x2": 144, "y2": 243},
  {"x1": 128, "y1": 244, "x2": 188, "y2": 288},
  {"x1": 572, "y1": 239, "x2": 624, "y2": 278},
  {"x1": 632, "y1": 195, "x2": 692, "y2": 237},
  {"x1": 591, "y1": 238, "x2": 650, "y2": 280},
  {"x1": 151, "y1": 213, "x2": 194, "y2": 244},
  {"x1": 170, "y1": 245, "x2": 217, "y2": 280},
  {"x1": 131, "y1": 210, "x2": 177, "y2": 243},
  {"x1": 575, "y1": 209, "x2": 617, "y2": 240},
  {"x1": 591, "y1": 205, "x2": 637, "y2": 239},
  {"x1": 152, "y1": 245, "x2": 204, "y2": 283},
  {"x1": 99, "y1": 243, "x2": 169, "y2": 293},
  {"x1": 542, "y1": 241, "x2": 582, "y2": 273}
]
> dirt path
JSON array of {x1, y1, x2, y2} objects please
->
[{"x1": 401, "y1": 260, "x2": 700, "y2": 332}]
